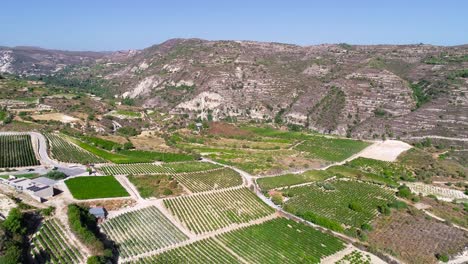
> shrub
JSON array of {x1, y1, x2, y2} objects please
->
[
  {"x1": 296, "y1": 211, "x2": 344, "y2": 232},
  {"x1": 348, "y1": 202, "x2": 363, "y2": 212},
  {"x1": 436, "y1": 253, "x2": 449, "y2": 262},
  {"x1": 44, "y1": 170, "x2": 68, "y2": 180},
  {"x1": 396, "y1": 184, "x2": 412, "y2": 198},
  {"x1": 162, "y1": 189, "x2": 173, "y2": 195},
  {"x1": 389, "y1": 201, "x2": 408, "y2": 209},
  {"x1": 117, "y1": 127, "x2": 138, "y2": 137}
]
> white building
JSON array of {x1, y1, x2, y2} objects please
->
[{"x1": 7, "y1": 177, "x2": 56, "y2": 202}]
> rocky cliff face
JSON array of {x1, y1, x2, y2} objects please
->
[
  {"x1": 1, "y1": 39, "x2": 467, "y2": 138},
  {"x1": 0, "y1": 46, "x2": 106, "y2": 76}
]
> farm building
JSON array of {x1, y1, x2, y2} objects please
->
[
  {"x1": 89, "y1": 207, "x2": 106, "y2": 223},
  {"x1": 5, "y1": 177, "x2": 57, "y2": 202}
]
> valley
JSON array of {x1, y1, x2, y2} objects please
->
[{"x1": 0, "y1": 41, "x2": 467, "y2": 264}]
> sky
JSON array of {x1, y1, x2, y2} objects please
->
[{"x1": 1, "y1": 0, "x2": 467, "y2": 51}]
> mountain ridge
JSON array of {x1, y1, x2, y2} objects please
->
[{"x1": 1, "y1": 38, "x2": 467, "y2": 139}]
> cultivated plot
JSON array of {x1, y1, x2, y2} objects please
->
[
  {"x1": 217, "y1": 218, "x2": 345, "y2": 264},
  {"x1": 100, "y1": 206, "x2": 188, "y2": 258},
  {"x1": 45, "y1": 133, "x2": 106, "y2": 164},
  {"x1": 0, "y1": 134, "x2": 39, "y2": 168},
  {"x1": 282, "y1": 180, "x2": 396, "y2": 231},
  {"x1": 65, "y1": 176, "x2": 130, "y2": 199},
  {"x1": 31, "y1": 219, "x2": 86, "y2": 264},
  {"x1": 130, "y1": 238, "x2": 241, "y2": 264},
  {"x1": 173, "y1": 167, "x2": 243, "y2": 193},
  {"x1": 164, "y1": 187, "x2": 274, "y2": 234}
]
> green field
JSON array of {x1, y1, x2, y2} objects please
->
[
  {"x1": 65, "y1": 176, "x2": 129, "y2": 199},
  {"x1": 282, "y1": 180, "x2": 396, "y2": 232},
  {"x1": 257, "y1": 170, "x2": 333, "y2": 190},
  {"x1": 0, "y1": 134, "x2": 40, "y2": 168},
  {"x1": 173, "y1": 125, "x2": 371, "y2": 175},
  {"x1": 294, "y1": 136, "x2": 370, "y2": 162},
  {"x1": 217, "y1": 218, "x2": 345, "y2": 263},
  {"x1": 66, "y1": 135, "x2": 195, "y2": 164},
  {"x1": 327, "y1": 165, "x2": 399, "y2": 187},
  {"x1": 346, "y1": 157, "x2": 414, "y2": 182}
]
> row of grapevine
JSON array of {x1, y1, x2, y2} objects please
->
[
  {"x1": 406, "y1": 182, "x2": 468, "y2": 200},
  {"x1": 129, "y1": 238, "x2": 241, "y2": 264},
  {"x1": 0, "y1": 134, "x2": 39, "y2": 168},
  {"x1": 164, "y1": 187, "x2": 275, "y2": 234},
  {"x1": 99, "y1": 163, "x2": 176, "y2": 175},
  {"x1": 100, "y1": 206, "x2": 188, "y2": 258},
  {"x1": 282, "y1": 180, "x2": 396, "y2": 229},
  {"x1": 173, "y1": 167, "x2": 243, "y2": 193},
  {"x1": 99, "y1": 162, "x2": 222, "y2": 176},
  {"x1": 217, "y1": 218, "x2": 345, "y2": 264},
  {"x1": 45, "y1": 133, "x2": 106, "y2": 164},
  {"x1": 31, "y1": 219, "x2": 85, "y2": 264}
]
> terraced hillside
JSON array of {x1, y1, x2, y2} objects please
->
[{"x1": 10, "y1": 40, "x2": 465, "y2": 138}]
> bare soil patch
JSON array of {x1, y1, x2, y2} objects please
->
[
  {"x1": 207, "y1": 122, "x2": 253, "y2": 137},
  {"x1": 79, "y1": 198, "x2": 137, "y2": 211},
  {"x1": 359, "y1": 140, "x2": 412, "y2": 162},
  {"x1": 31, "y1": 113, "x2": 80, "y2": 123},
  {"x1": 130, "y1": 132, "x2": 170, "y2": 151}
]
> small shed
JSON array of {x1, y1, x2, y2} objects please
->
[{"x1": 89, "y1": 207, "x2": 106, "y2": 221}]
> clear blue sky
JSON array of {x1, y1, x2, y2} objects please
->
[{"x1": 2, "y1": 0, "x2": 467, "y2": 51}]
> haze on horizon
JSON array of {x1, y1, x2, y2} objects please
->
[{"x1": 2, "y1": 0, "x2": 468, "y2": 51}]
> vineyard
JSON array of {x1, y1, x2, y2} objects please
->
[
  {"x1": 100, "y1": 206, "x2": 188, "y2": 258},
  {"x1": 31, "y1": 219, "x2": 86, "y2": 264},
  {"x1": 282, "y1": 180, "x2": 396, "y2": 230},
  {"x1": 164, "y1": 187, "x2": 274, "y2": 234},
  {"x1": 100, "y1": 164, "x2": 175, "y2": 175},
  {"x1": 100, "y1": 162, "x2": 221, "y2": 175},
  {"x1": 369, "y1": 209, "x2": 468, "y2": 264},
  {"x1": 257, "y1": 170, "x2": 332, "y2": 190},
  {"x1": 173, "y1": 168, "x2": 243, "y2": 193},
  {"x1": 65, "y1": 176, "x2": 129, "y2": 199},
  {"x1": 405, "y1": 182, "x2": 468, "y2": 201},
  {"x1": 217, "y1": 218, "x2": 345, "y2": 264},
  {"x1": 294, "y1": 136, "x2": 370, "y2": 162},
  {"x1": 163, "y1": 162, "x2": 222, "y2": 173},
  {"x1": 0, "y1": 134, "x2": 39, "y2": 168},
  {"x1": 129, "y1": 238, "x2": 241, "y2": 264},
  {"x1": 45, "y1": 133, "x2": 106, "y2": 164}
]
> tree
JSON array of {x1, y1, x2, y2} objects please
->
[
  {"x1": 123, "y1": 142, "x2": 134, "y2": 150},
  {"x1": 2, "y1": 208, "x2": 25, "y2": 235},
  {"x1": 117, "y1": 127, "x2": 138, "y2": 137}
]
